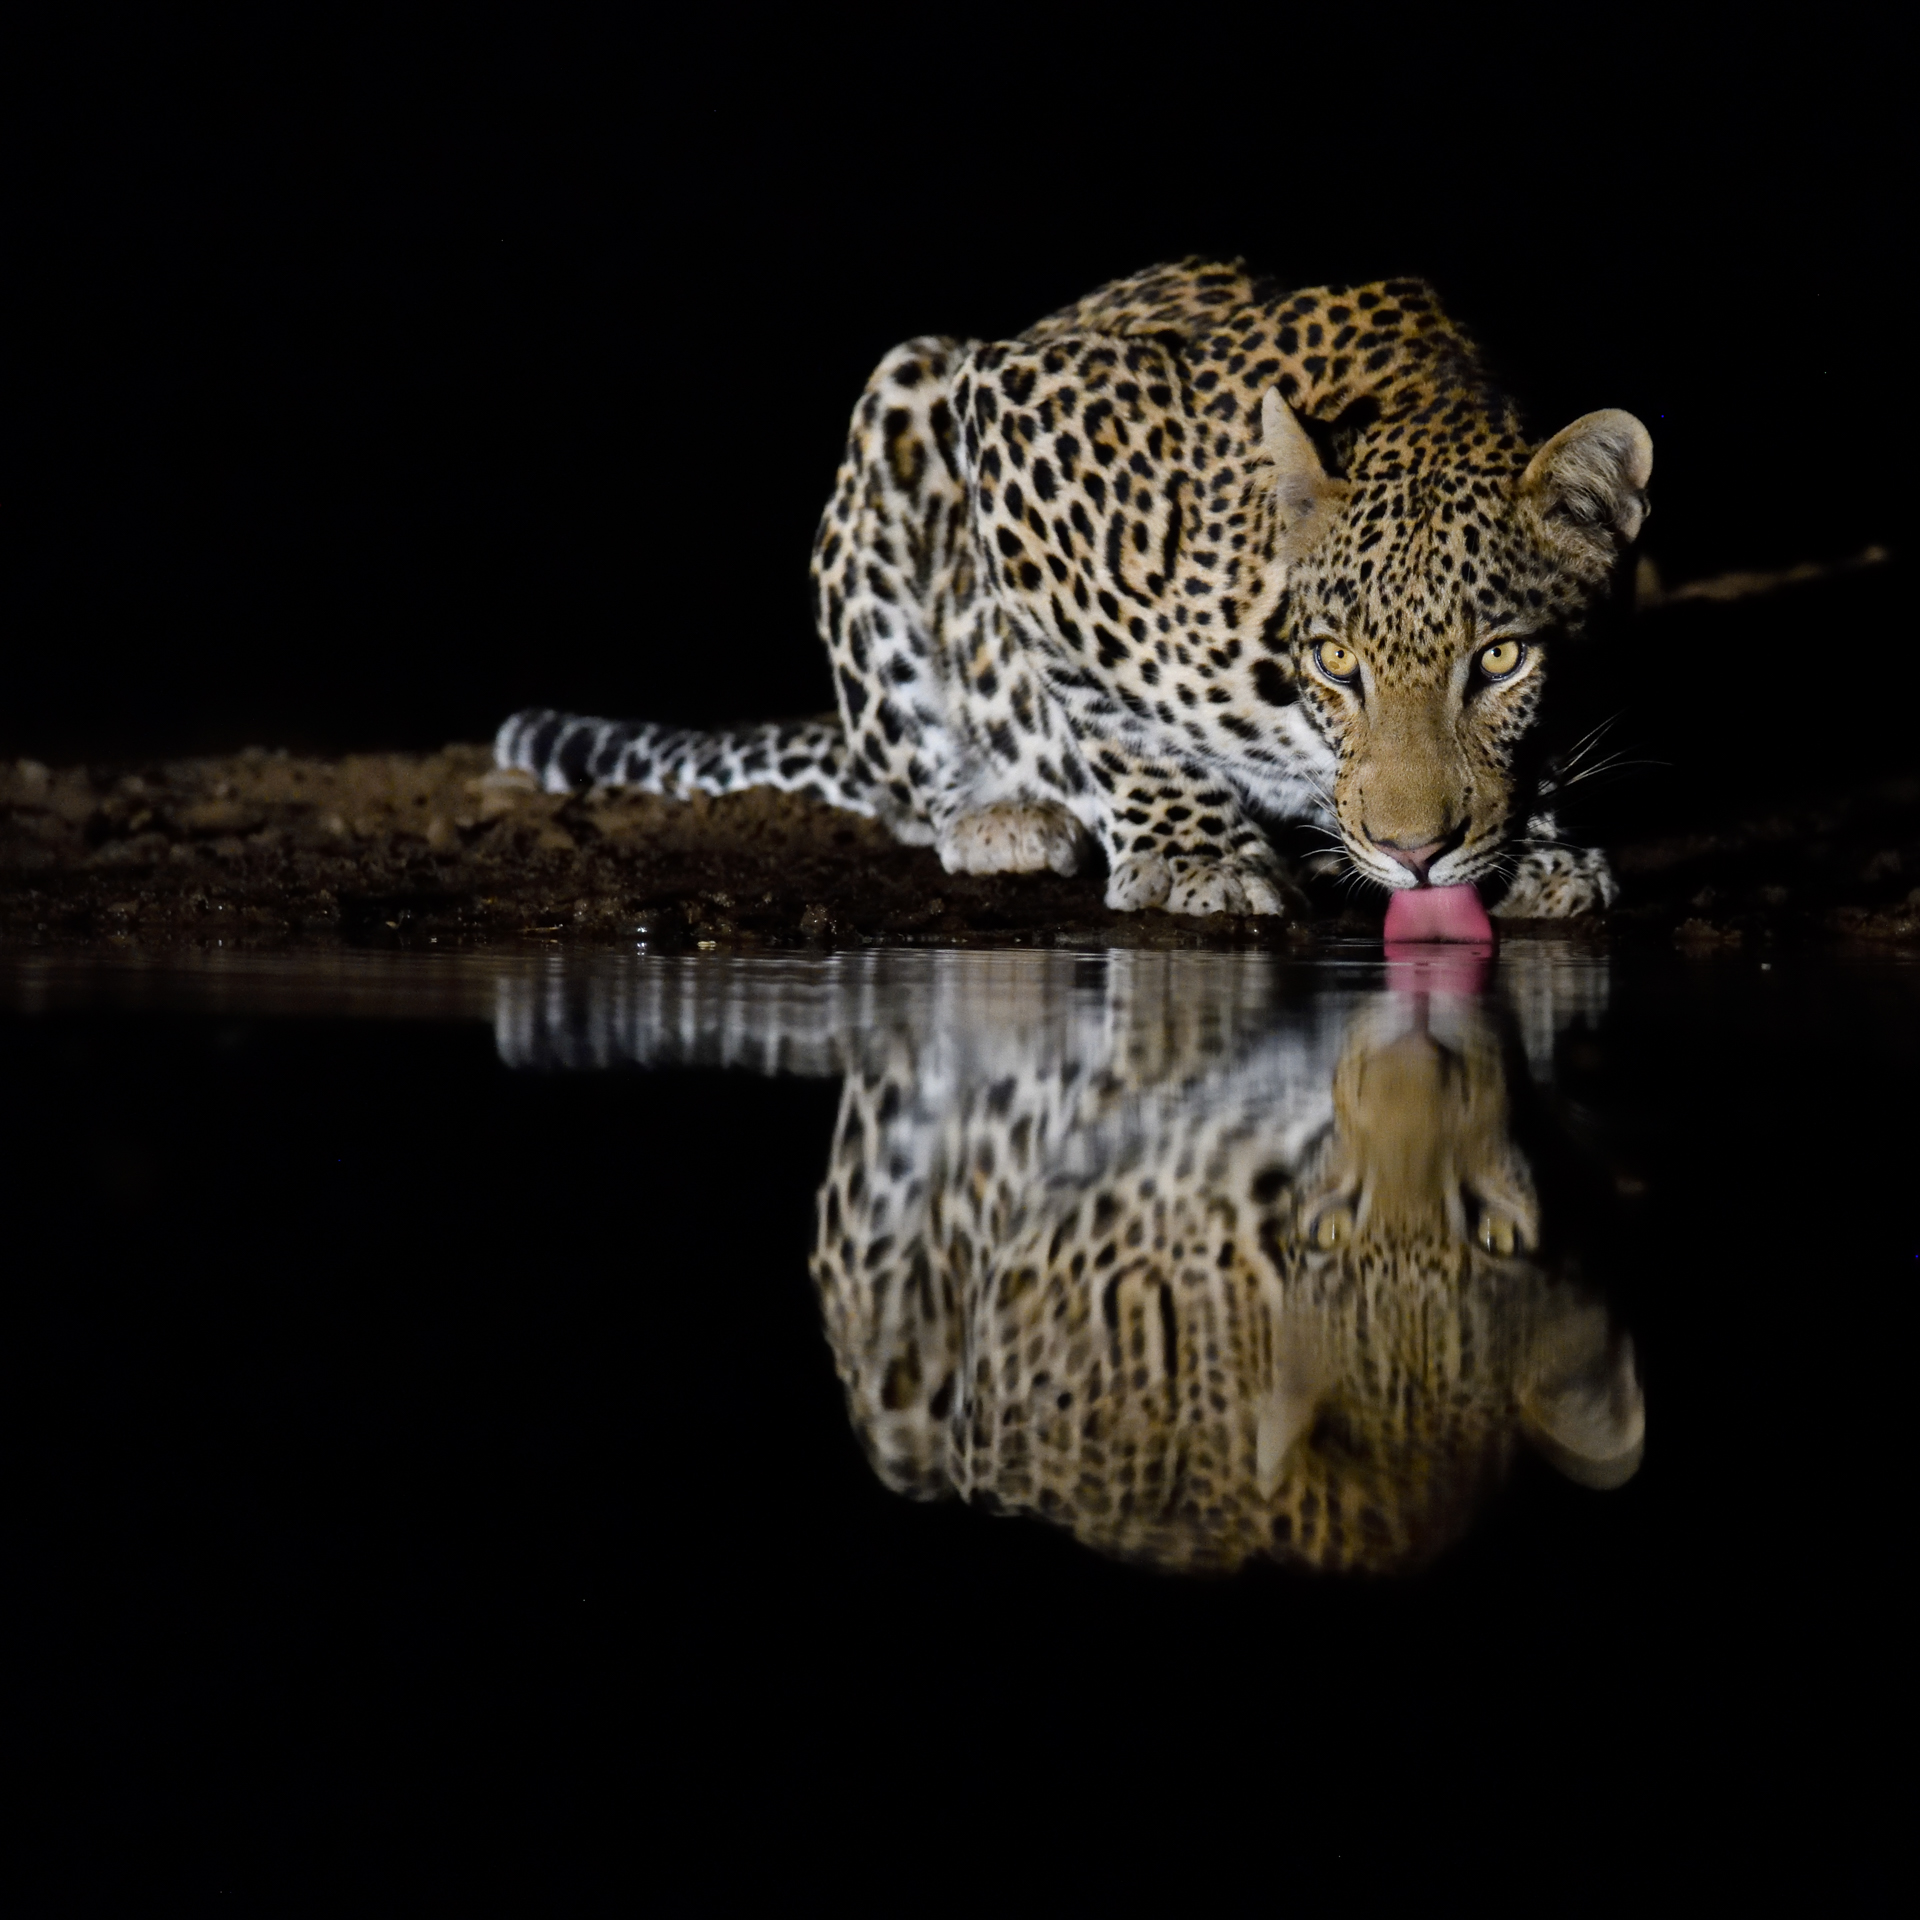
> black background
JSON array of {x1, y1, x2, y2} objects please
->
[{"x1": 6, "y1": 10, "x2": 1907, "y2": 764}]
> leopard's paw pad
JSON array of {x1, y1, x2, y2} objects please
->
[{"x1": 939, "y1": 801, "x2": 1089, "y2": 877}]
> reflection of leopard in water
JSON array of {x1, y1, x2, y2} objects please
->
[{"x1": 812, "y1": 962, "x2": 1640, "y2": 1575}]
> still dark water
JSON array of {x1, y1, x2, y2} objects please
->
[{"x1": 3, "y1": 942, "x2": 1911, "y2": 1904}]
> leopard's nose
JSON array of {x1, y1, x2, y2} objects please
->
[
  {"x1": 1366, "y1": 815, "x2": 1466, "y2": 883},
  {"x1": 1372, "y1": 836, "x2": 1446, "y2": 881}
]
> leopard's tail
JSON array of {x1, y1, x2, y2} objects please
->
[{"x1": 493, "y1": 708, "x2": 877, "y2": 815}]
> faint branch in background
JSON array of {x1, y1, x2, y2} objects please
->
[{"x1": 1635, "y1": 545, "x2": 1890, "y2": 610}]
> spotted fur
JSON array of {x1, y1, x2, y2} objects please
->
[
  {"x1": 492, "y1": 948, "x2": 1639, "y2": 1572},
  {"x1": 498, "y1": 261, "x2": 1652, "y2": 917},
  {"x1": 811, "y1": 968, "x2": 1642, "y2": 1574}
]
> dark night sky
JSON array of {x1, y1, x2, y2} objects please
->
[{"x1": 5, "y1": 11, "x2": 1904, "y2": 762}]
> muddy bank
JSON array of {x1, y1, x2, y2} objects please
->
[
  {"x1": 0, "y1": 745, "x2": 1230, "y2": 952},
  {"x1": 2, "y1": 742, "x2": 1916, "y2": 954}
]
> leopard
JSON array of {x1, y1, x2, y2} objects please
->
[
  {"x1": 496, "y1": 258, "x2": 1651, "y2": 919},
  {"x1": 494, "y1": 945, "x2": 1642, "y2": 1574}
]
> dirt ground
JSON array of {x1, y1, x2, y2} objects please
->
[{"x1": 3, "y1": 734, "x2": 1916, "y2": 955}]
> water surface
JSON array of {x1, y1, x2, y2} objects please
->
[{"x1": 3, "y1": 942, "x2": 1909, "y2": 1898}]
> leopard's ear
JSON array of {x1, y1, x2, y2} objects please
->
[
  {"x1": 1519, "y1": 409, "x2": 1654, "y2": 553},
  {"x1": 1521, "y1": 1325, "x2": 1645, "y2": 1491},
  {"x1": 1261, "y1": 387, "x2": 1351, "y2": 564}
]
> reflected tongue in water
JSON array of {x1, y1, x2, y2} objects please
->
[{"x1": 1382, "y1": 884, "x2": 1494, "y2": 943}]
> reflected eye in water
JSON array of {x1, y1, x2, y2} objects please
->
[
  {"x1": 1309, "y1": 1204, "x2": 1355, "y2": 1251},
  {"x1": 1477, "y1": 1209, "x2": 1524, "y2": 1256}
]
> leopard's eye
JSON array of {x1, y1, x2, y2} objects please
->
[
  {"x1": 1478, "y1": 640, "x2": 1525, "y2": 679},
  {"x1": 1311, "y1": 1205, "x2": 1354, "y2": 1251},
  {"x1": 1314, "y1": 641, "x2": 1360, "y2": 684}
]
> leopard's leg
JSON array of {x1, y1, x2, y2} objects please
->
[
  {"x1": 810, "y1": 1039, "x2": 959, "y2": 1502},
  {"x1": 1079, "y1": 734, "x2": 1302, "y2": 917},
  {"x1": 924, "y1": 601, "x2": 1096, "y2": 878},
  {"x1": 819, "y1": 345, "x2": 1100, "y2": 879},
  {"x1": 810, "y1": 336, "x2": 989, "y2": 850},
  {"x1": 1490, "y1": 812, "x2": 1619, "y2": 920}
]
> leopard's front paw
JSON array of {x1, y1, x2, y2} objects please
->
[
  {"x1": 939, "y1": 801, "x2": 1089, "y2": 877},
  {"x1": 1104, "y1": 849, "x2": 1170, "y2": 911},
  {"x1": 1105, "y1": 849, "x2": 1295, "y2": 917},
  {"x1": 1492, "y1": 845, "x2": 1618, "y2": 921},
  {"x1": 1168, "y1": 851, "x2": 1294, "y2": 917}
]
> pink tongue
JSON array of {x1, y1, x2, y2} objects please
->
[{"x1": 1383, "y1": 884, "x2": 1494, "y2": 944}]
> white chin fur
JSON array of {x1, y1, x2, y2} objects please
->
[
  {"x1": 1349, "y1": 852, "x2": 1418, "y2": 890},
  {"x1": 1345, "y1": 852, "x2": 1488, "y2": 891}
]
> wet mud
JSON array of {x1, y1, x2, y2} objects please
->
[{"x1": 3, "y1": 738, "x2": 1916, "y2": 955}]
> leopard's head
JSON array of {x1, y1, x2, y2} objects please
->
[
  {"x1": 1263, "y1": 388, "x2": 1652, "y2": 898},
  {"x1": 1245, "y1": 1000, "x2": 1646, "y2": 1571},
  {"x1": 940, "y1": 995, "x2": 1643, "y2": 1576}
]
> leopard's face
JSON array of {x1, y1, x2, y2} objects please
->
[
  {"x1": 1288, "y1": 485, "x2": 1584, "y2": 893},
  {"x1": 933, "y1": 998, "x2": 1645, "y2": 1575},
  {"x1": 1246, "y1": 1013, "x2": 1561, "y2": 1570},
  {"x1": 1263, "y1": 393, "x2": 1653, "y2": 898},
  {"x1": 1285, "y1": 1012, "x2": 1538, "y2": 1262}
]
